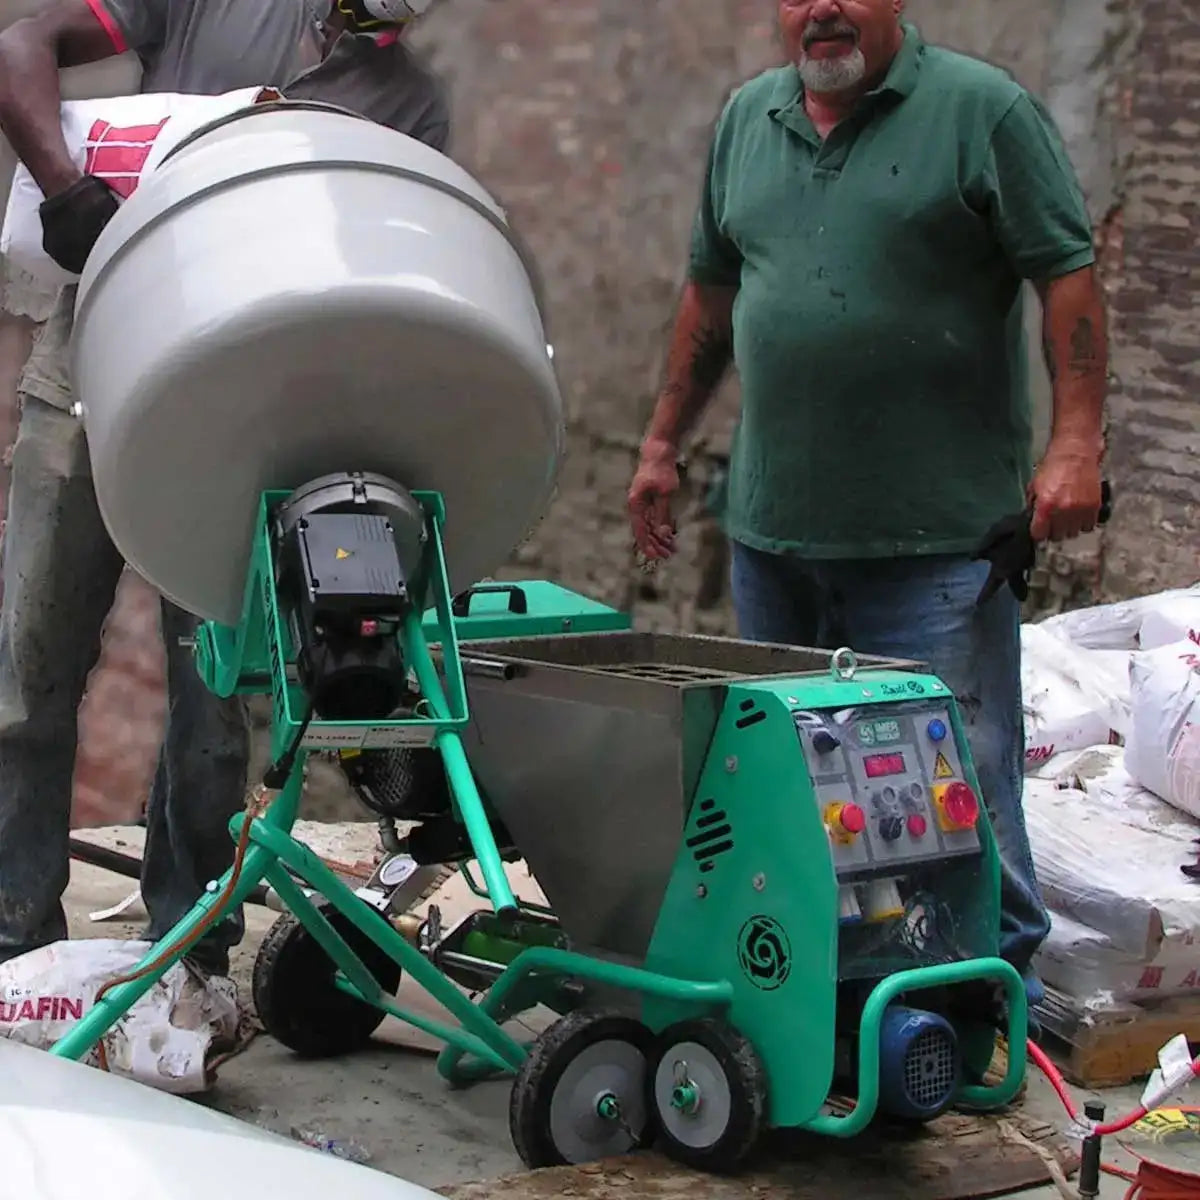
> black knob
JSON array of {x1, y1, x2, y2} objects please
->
[
  {"x1": 880, "y1": 815, "x2": 904, "y2": 841},
  {"x1": 812, "y1": 730, "x2": 841, "y2": 755}
]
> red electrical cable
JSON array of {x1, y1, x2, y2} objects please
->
[{"x1": 1024, "y1": 1037, "x2": 1200, "y2": 1198}]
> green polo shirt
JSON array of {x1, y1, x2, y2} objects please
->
[{"x1": 690, "y1": 23, "x2": 1095, "y2": 560}]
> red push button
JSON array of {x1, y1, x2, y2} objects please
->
[
  {"x1": 839, "y1": 803, "x2": 866, "y2": 835},
  {"x1": 941, "y1": 782, "x2": 979, "y2": 831},
  {"x1": 907, "y1": 813, "x2": 928, "y2": 839},
  {"x1": 825, "y1": 801, "x2": 866, "y2": 844}
]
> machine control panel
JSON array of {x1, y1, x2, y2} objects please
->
[{"x1": 794, "y1": 703, "x2": 983, "y2": 880}]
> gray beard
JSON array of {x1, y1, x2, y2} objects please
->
[{"x1": 798, "y1": 47, "x2": 867, "y2": 94}]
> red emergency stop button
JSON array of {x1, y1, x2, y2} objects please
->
[
  {"x1": 825, "y1": 801, "x2": 866, "y2": 844},
  {"x1": 907, "y1": 813, "x2": 928, "y2": 839},
  {"x1": 940, "y1": 782, "x2": 979, "y2": 831},
  {"x1": 839, "y1": 803, "x2": 866, "y2": 835}
]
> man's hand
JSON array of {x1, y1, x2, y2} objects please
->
[
  {"x1": 628, "y1": 439, "x2": 681, "y2": 561},
  {"x1": 39, "y1": 174, "x2": 120, "y2": 275},
  {"x1": 1028, "y1": 437, "x2": 1104, "y2": 542}
]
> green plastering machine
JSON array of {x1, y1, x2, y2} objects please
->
[
  {"x1": 51, "y1": 477, "x2": 1026, "y2": 1174},
  {"x1": 59, "y1": 99, "x2": 1025, "y2": 1176}
]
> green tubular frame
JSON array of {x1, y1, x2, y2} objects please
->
[
  {"x1": 802, "y1": 956, "x2": 1028, "y2": 1137},
  {"x1": 49, "y1": 488, "x2": 724, "y2": 1072}
]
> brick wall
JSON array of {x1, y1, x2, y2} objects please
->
[{"x1": 1098, "y1": 1, "x2": 1200, "y2": 599}]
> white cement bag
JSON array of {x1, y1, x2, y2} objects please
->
[
  {"x1": 1024, "y1": 747, "x2": 1200, "y2": 962},
  {"x1": 1040, "y1": 588, "x2": 1197, "y2": 652},
  {"x1": 1020, "y1": 623, "x2": 1125, "y2": 767},
  {"x1": 0, "y1": 86, "x2": 280, "y2": 289},
  {"x1": 1138, "y1": 588, "x2": 1200, "y2": 651},
  {"x1": 1126, "y1": 639, "x2": 1200, "y2": 820},
  {"x1": 1021, "y1": 639, "x2": 1115, "y2": 770},
  {"x1": 0, "y1": 939, "x2": 239, "y2": 1094}
]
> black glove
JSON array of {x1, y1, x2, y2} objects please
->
[
  {"x1": 973, "y1": 481, "x2": 1113, "y2": 607},
  {"x1": 39, "y1": 175, "x2": 120, "y2": 275}
]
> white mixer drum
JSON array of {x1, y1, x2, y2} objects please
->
[{"x1": 73, "y1": 102, "x2": 564, "y2": 626}]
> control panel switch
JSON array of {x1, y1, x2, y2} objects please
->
[{"x1": 932, "y1": 781, "x2": 980, "y2": 833}]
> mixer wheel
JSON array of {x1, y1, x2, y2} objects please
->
[
  {"x1": 509, "y1": 1009, "x2": 656, "y2": 1168},
  {"x1": 648, "y1": 1018, "x2": 766, "y2": 1174},
  {"x1": 253, "y1": 901, "x2": 402, "y2": 1058}
]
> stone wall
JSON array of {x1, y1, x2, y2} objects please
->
[{"x1": 1098, "y1": 0, "x2": 1200, "y2": 600}]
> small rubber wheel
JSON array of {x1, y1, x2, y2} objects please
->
[
  {"x1": 509, "y1": 1009, "x2": 656, "y2": 1169},
  {"x1": 648, "y1": 1018, "x2": 767, "y2": 1174},
  {"x1": 252, "y1": 901, "x2": 403, "y2": 1058}
]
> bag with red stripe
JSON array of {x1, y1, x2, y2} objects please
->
[{"x1": 1, "y1": 85, "x2": 280, "y2": 289}]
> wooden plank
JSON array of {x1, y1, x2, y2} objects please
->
[
  {"x1": 1036, "y1": 985, "x2": 1200, "y2": 1089},
  {"x1": 436, "y1": 1111, "x2": 1079, "y2": 1200}
]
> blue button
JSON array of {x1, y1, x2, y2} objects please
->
[{"x1": 927, "y1": 719, "x2": 947, "y2": 742}]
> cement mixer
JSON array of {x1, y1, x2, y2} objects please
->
[{"x1": 51, "y1": 101, "x2": 1028, "y2": 1174}]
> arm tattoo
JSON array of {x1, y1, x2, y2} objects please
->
[
  {"x1": 688, "y1": 327, "x2": 733, "y2": 392},
  {"x1": 1067, "y1": 316, "x2": 1102, "y2": 377}
]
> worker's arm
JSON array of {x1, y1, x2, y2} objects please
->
[
  {"x1": 640, "y1": 280, "x2": 736, "y2": 465},
  {"x1": 977, "y1": 89, "x2": 1107, "y2": 541},
  {"x1": 629, "y1": 281, "x2": 736, "y2": 560},
  {"x1": 0, "y1": 1, "x2": 122, "y2": 198},
  {"x1": 1032, "y1": 265, "x2": 1107, "y2": 541},
  {"x1": 0, "y1": 0, "x2": 166, "y2": 273},
  {"x1": 629, "y1": 105, "x2": 741, "y2": 561}
]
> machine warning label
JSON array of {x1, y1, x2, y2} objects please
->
[
  {"x1": 933, "y1": 752, "x2": 954, "y2": 779},
  {"x1": 737, "y1": 915, "x2": 792, "y2": 992}
]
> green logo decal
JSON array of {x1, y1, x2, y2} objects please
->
[{"x1": 737, "y1": 915, "x2": 792, "y2": 991}]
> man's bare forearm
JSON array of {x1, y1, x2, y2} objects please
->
[
  {"x1": 1037, "y1": 265, "x2": 1108, "y2": 460},
  {"x1": 640, "y1": 280, "x2": 737, "y2": 462},
  {"x1": 0, "y1": 5, "x2": 117, "y2": 198}
]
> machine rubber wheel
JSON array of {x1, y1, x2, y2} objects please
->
[
  {"x1": 509, "y1": 1009, "x2": 656, "y2": 1169},
  {"x1": 648, "y1": 1017, "x2": 767, "y2": 1174},
  {"x1": 252, "y1": 901, "x2": 403, "y2": 1058}
]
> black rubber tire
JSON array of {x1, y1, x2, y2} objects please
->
[
  {"x1": 647, "y1": 1017, "x2": 767, "y2": 1174},
  {"x1": 509, "y1": 1009, "x2": 656, "y2": 1169},
  {"x1": 252, "y1": 901, "x2": 403, "y2": 1058}
]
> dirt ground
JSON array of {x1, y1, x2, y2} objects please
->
[{"x1": 60, "y1": 823, "x2": 1200, "y2": 1199}]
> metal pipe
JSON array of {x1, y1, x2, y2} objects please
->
[
  {"x1": 1077, "y1": 1101, "x2": 1105, "y2": 1199},
  {"x1": 69, "y1": 836, "x2": 272, "y2": 907}
]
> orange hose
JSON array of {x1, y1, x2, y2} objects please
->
[{"x1": 92, "y1": 785, "x2": 268, "y2": 1072}]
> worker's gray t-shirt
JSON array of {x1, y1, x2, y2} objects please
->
[{"x1": 19, "y1": 0, "x2": 450, "y2": 410}]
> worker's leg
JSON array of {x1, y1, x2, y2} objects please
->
[
  {"x1": 0, "y1": 396, "x2": 125, "y2": 965},
  {"x1": 729, "y1": 540, "x2": 823, "y2": 645},
  {"x1": 139, "y1": 600, "x2": 250, "y2": 976},
  {"x1": 823, "y1": 553, "x2": 1049, "y2": 1002}
]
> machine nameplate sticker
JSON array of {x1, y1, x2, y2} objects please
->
[{"x1": 301, "y1": 724, "x2": 437, "y2": 749}]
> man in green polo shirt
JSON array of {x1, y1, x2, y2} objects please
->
[{"x1": 629, "y1": 0, "x2": 1107, "y2": 1020}]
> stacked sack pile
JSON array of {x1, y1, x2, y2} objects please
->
[{"x1": 1020, "y1": 584, "x2": 1200, "y2": 1017}]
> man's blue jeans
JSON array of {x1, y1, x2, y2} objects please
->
[
  {"x1": 729, "y1": 540, "x2": 1049, "y2": 1007},
  {"x1": 0, "y1": 396, "x2": 249, "y2": 973}
]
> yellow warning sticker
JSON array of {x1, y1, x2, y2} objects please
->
[
  {"x1": 933, "y1": 752, "x2": 954, "y2": 779},
  {"x1": 335, "y1": 548, "x2": 351, "y2": 560}
]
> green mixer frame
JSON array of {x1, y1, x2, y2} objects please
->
[{"x1": 50, "y1": 488, "x2": 1028, "y2": 1171}]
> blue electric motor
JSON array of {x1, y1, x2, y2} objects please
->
[{"x1": 878, "y1": 1005, "x2": 962, "y2": 1122}]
